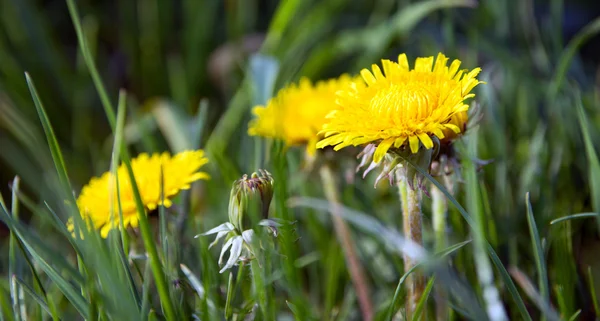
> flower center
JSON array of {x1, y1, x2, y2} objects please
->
[{"x1": 370, "y1": 83, "x2": 438, "y2": 127}]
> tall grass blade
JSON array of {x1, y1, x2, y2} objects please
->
[
  {"x1": 65, "y1": 0, "x2": 116, "y2": 127},
  {"x1": 0, "y1": 207, "x2": 89, "y2": 317},
  {"x1": 549, "y1": 17, "x2": 600, "y2": 99},
  {"x1": 8, "y1": 177, "x2": 24, "y2": 321},
  {"x1": 13, "y1": 277, "x2": 51, "y2": 317},
  {"x1": 576, "y1": 95, "x2": 600, "y2": 232},
  {"x1": 412, "y1": 276, "x2": 435, "y2": 321},
  {"x1": 509, "y1": 267, "x2": 561, "y2": 321},
  {"x1": 525, "y1": 192, "x2": 550, "y2": 318},
  {"x1": 386, "y1": 240, "x2": 472, "y2": 321},
  {"x1": 403, "y1": 156, "x2": 532, "y2": 321},
  {"x1": 24, "y1": 73, "x2": 75, "y2": 197},
  {"x1": 550, "y1": 213, "x2": 598, "y2": 225},
  {"x1": 119, "y1": 113, "x2": 177, "y2": 320},
  {"x1": 587, "y1": 266, "x2": 600, "y2": 317}
]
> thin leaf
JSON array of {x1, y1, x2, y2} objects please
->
[
  {"x1": 412, "y1": 276, "x2": 435, "y2": 321},
  {"x1": 567, "y1": 310, "x2": 581, "y2": 321},
  {"x1": 65, "y1": 0, "x2": 116, "y2": 128},
  {"x1": 119, "y1": 113, "x2": 177, "y2": 319},
  {"x1": 13, "y1": 277, "x2": 51, "y2": 316},
  {"x1": 0, "y1": 205, "x2": 88, "y2": 317},
  {"x1": 386, "y1": 240, "x2": 472, "y2": 321},
  {"x1": 525, "y1": 192, "x2": 550, "y2": 316},
  {"x1": 550, "y1": 212, "x2": 598, "y2": 225},
  {"x1": 549, "y1": 16, "x2": 600, "y2": 99},
  {"x1": 9, "y1": 177, "x2": 24, "y2": 321},
  {"x1": 403, "y1": 157, "x2": 532, "y2": 321},
  {"x1": 588, "y1": 266, "x2": 600, "y2": 317},
  {"x1": 24, "y1": 73, "x2": 75, "y2": 197},
  {"x1": 576, "y1": 95, "x2": 600, "y2": 232},
  {"x1": 509, "y1": 267, "x2": 561, "y2": 321}
]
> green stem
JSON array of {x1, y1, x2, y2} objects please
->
[
  {"x1": 397, "y1": 168, "x2": 424, "y2": 319},
  {"x1": 251, "y1": 258, "x2": 271, "y2": 320},
  {"x1": 320, "y1": 165, "x2": 373, "y2": 321},
  {"x1": 431, "y1": 182, "x2": 448, "y2": 321}
]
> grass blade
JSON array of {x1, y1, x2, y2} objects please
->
[
  {"x1": 525, "y1": 192, "x2": 550, "y2": 318},
  {"x1": 412, "y1": 276, "x2": 435, "y2": 321},
  {"x1": 24, "y1": 73, "x2": 75, "y2": 198},
  {"x1": 587, "y1": 266, "x2": 600, "y2": 317},
  {"x1": 386, "y1": 240, "x2": 472, "y2": 321},
  {"x1": 549, "y1": 16, "x2": 600, "y2": 99},
  {"x1": 119, "y1": 112, "x2": 177, "y2": 320},
  {"x1": 576, "y1": 95, "x2": 600, "y2": 232},
  {"x1": 9, "y1": 177, "x2": 24, "y2": 321},
  {"x1": 65, "y1": 0, "x2": 116, "y2": 128},
  {"x1": 550, "y1": 213, "x2": 598, "y2": 225},
  {"x1": 13, "y1": 277, "x2": 51, "y2": 316},
  {"x1": 403, "y1": 156, "x2": 532, "y2": 321},
  {"x1": 509, "y1": 267, "x2": 561, "y2": 321}
]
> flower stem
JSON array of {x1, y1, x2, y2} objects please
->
[
  {"x1": 320, "y1": 165, "x2": 373, "y2": 321},
  {"x1": 398, "y1": 168, "x2": 425, "y2": 319},
  {"x1": 431, "y1": 182, "x2": 448, "y2": 321}
]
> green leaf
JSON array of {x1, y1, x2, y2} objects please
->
[
  {"x1": 576, "y1": 95, "x2": 600, "y2": 232},
  {"x1": 549, "y1": 16, "x2": 600, "y2": 99},
  {"x1": 412, "y1": 276, "x2": 435, "y2": 321},
  {"x1": 587, "y1": 266, "x2": 600, "y2": 317},
  {"x1": 403, "y1": 157, "x2": 532, "y2": 321},
  {"x1": 25, "y1": 73, "x2": 75, "y2": 199},
  {"x1": 13, "y1": 277, "x2": 51, "y2": 317},
  {"x1": 550, "y1": 212, "x2": 598, "y2": 225},
  {"x1": 525, "y1": 192, "x2": 550, "y2": 318},
  {"x1": 120, "y1": 109, "x2": 177, "y2": 321},
  {"x1": 65, "y1": 0, "x2": 116, "y2": 128},
  {"x1": 386, "y1": 240, "x2": 472, "y2": 321}
]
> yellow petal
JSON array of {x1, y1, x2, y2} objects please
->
[
  {"x1": 444, "y1": 123, "x2": 461, "y2": 133},
  {"x1": 372, "y1": 64, "x2": 385, "y2": 81},
  {"x1": 448, "y1": 59, "x2": 461, "y2": 77},
  {"x1": 394, "y1": 136, "x2": 407, "y2": 148},
  {"x1": 361, "y1": 69, "x2": 377, "y2": 86},
  {"x1": 409, "y1": 135, "x2": 420, "y2": 153},
  {"x1": 432, "y1": 127, "x2": 445, "y2": 139},
  {"x1": 415, "y1": 56, "x2": 434, "y2": 72},
  {"x1": 417, "y1": 133, "x2": 434, "y2": 149},
  {"x1": 433, "y1": 53, "x2": 448, "y2": 73},
  {"x1": 398, "y1": 54, "x2": 409, "y2": 70},
  {"x1": 373, "y1": 138, "x2": 395, "y2": 163}
]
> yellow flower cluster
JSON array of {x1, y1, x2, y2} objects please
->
[
  {"x1": 248, "y1": 75, "x2": 358, "y2": 155},
  {"x1": 317, "y1": 53, "x2": 482, "y2": 162},
  {"x1": 249, "y1": 53, "x2": 482, "y2": 164},
  {"x1": 71, "y1": 150, "x2": 209, "y2": 238}
]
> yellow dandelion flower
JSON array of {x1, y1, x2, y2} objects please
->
[
  {"x1": 317, "y1": 53, "x2": 483, "y2": 163},
  {"x1": 71, "y1": 150, "x2": 209, "y2": 238},
  {"x1": 248, "y1": 75, "x2": 358, "y2": 155}
]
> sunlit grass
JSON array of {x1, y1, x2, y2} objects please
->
[{"x1": 1, "y1": 0, "x2": 600, "y2": 320}]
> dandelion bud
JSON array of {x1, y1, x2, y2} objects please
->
[{"x1": 229, "y1": 169, "x2": 274, "y2": 231}]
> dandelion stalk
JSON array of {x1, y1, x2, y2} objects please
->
[
  {"x1": 431, "y1": 181, "x2": 448, "y2": 320},
  {"x1": 397, "y1": 167, "x2": 425, "y2": 319},
  {"x1": 320, "y1": 164, "x2": 373, "y2": 321}
]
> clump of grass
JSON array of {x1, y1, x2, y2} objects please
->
[{"x1": 1, "y1": 0, "x2": 600, "y2": 320}]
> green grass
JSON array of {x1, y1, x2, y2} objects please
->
[{"x1": 1, "y1": 0, "x2": 600, "y2": 320}]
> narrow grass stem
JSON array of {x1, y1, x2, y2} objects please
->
[
  {"x1": 397, "y1": 168, "x2": 425, "y2": 319},
  {"x1": 319, "y1": 164, "x2": 373, "y2": 321}
]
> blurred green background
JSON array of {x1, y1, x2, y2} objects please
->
[{"x1": 2, "y1": 0, "x2": 600, "y2": 319}]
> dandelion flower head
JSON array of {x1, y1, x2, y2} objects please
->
[
  {"x1": 317, "y1": 53, "x2": 483, "y2": 163},
  {"x1": 70, "y1": 150, "x2": 209, "y2": 238},
  {"x1": 248, "y1": 75, "x2": 357, "y2": 155}
]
